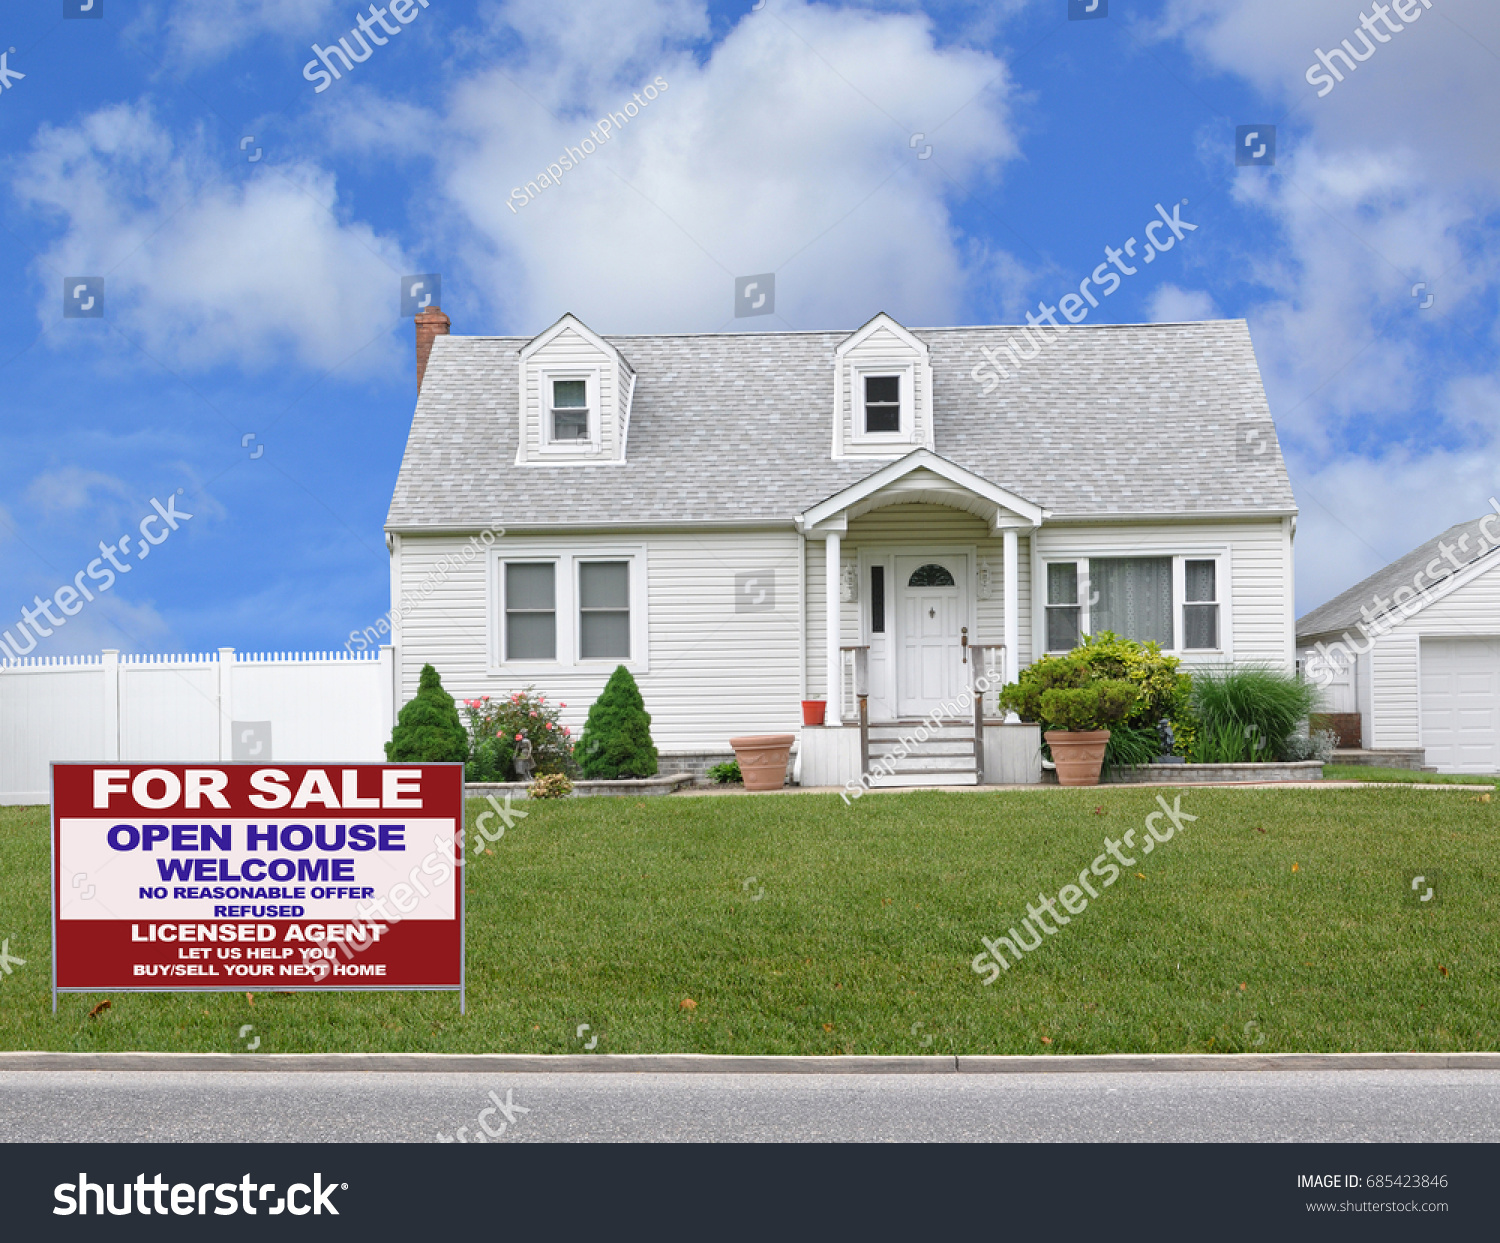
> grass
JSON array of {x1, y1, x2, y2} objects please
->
[
  {"x1": 2, "y1": 786, "x2": 1498, "y2": 1056},
  {"x1": 1324, "y1": 765, "x2": 1496, "y2": 786}
]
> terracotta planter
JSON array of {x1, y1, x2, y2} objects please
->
[
  {"x1": 801, "y1": 700, "x2": 826, "y2": 726},
  {"x1": 729, "y1": 734, "x2": 795, "y2": 792},
  {"x1": 1045, "y1": 729, "x2": 1111, "y2": 787}
]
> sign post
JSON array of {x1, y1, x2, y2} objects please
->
[{"x1": 51, "y1": 763, "x2": 465, "y2": 1012}]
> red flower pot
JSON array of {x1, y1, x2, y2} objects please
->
[{"x1": 801, "y1": 700, "x2": 826, "y2": 726}]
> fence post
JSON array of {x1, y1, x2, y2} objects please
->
[
  {"x1": 379, "y1": 645, "x2": 396, "y2": 759},
  {"x1": 102, "y1": 649, "x2": 120, "y2": 761},
  {"x1": 218, "y1": 648, "x2": 235, "y2": 761}
]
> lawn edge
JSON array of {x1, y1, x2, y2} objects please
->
[{"x1": 1, "y1": 1051, "x2": 1498, "y2": 1074}]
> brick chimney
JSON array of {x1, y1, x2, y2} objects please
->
[{"x1": 415, "y1": 305, "x2": 450, "y2": 392}]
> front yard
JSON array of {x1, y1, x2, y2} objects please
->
[{"x1": 1, "y1": 786, "x2": 1496, "y2": 1055}]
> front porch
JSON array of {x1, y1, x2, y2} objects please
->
[{"x1": 799, "y1": 718, "x2": 1043, "y2": 789}]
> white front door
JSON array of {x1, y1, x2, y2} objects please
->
[{"x1": 896, "y1": 554, "x2": 968, "y2": 718}]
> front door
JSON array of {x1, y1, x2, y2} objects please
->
[{"x1": 896, "y1": 554, "x2": 968, "y2": 718}]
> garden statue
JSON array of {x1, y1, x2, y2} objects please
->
[
  {"x1": 1155, "y1": 718, "x2": 1183, "y2": 763},
  {"x1": 513, "y1": 736, "x2": 535, "y2": 782}
]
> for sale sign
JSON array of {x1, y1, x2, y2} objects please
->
[{"x1": 51, "y1": 763, "x2": 464, "y2": 1009}]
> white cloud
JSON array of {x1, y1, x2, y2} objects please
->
[
  {"x1": 11, "y1": 102, "x2": 412, "y2": 373},
  {"x1": 1147, "y1": 283, "x2": 1219, "y2": 322},
  {"x1": 23, "y1": 468, "x2": 137, "y2": 522},
  {"x1": 126, "y1": 0, "x2": 345, "y2": 66},
  {"x1": 434, "y1": 0, "x2": 1022, "y2": 333}
]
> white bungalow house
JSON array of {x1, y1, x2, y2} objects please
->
[
  {"x1": 383, "y1": 308, "x2": 1298, "y2": 786},
  {"x1": 1298, "y1": 513, "x2": 1500, "y2": 773}
]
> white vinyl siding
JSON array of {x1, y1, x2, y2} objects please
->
[
  {"x1": 394, "y1": 529, "x2": 802, "y2": 752},
  {"x1": 519, "y1": 322, "x2": 629, "y2": 464},
  {"x1": 834, "y1": 319, "x2": 934, "y2": 458}
]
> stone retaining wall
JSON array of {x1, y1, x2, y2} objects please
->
[{"x1": 1104, "y1": 760, "x2": 1325, "y2": 784}]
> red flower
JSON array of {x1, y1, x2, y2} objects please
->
[
  {"x1": 482, "y1": 695, "x2": 490, "y2": 701},
  {"x1": 529, "y1": 710, "x2": 537, "y2": 717},
  {"x1": 563, "y1": 726, "x2": 571, "y2": 735},
  {"x1": 515, "y1": 733, "x2": 524, "y2": 741},
  {"x1": 560, "y1": 703, "x2": 567, "y2": 709},
  {"x1": 495, "y1": 730, "x2": 504, "y2": 738},
  {"x1": 545, "y1": 722, "x2": 553, "y2": 730}
]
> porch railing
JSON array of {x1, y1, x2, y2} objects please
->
[
  {"x1": 967, "y1": 643, "x2": 1005, "y2": 785},
  {"x1": 839, "y1": 645, "x2": 870, "y2": 777}
]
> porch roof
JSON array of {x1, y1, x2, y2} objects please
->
[{"x1": 795, "y1": 450, "x2": 1044, "y2": 533}]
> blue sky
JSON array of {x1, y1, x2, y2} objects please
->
[{"x1": 1, "y1": 0, "x2": 1495, "y2": 657}]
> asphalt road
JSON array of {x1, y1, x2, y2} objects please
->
[{"x1": 4, "y1": 1069, "x2": 1500, "y2": 1142}]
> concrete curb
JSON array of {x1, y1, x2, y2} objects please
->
[{"x1": 1, "y1": 1051, "x2": 1498, "y2": 1074}]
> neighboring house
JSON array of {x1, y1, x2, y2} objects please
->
[
  {"x1": 1297, "y1": 514, "x2": 1500, "y2": 773},
  {"x1": 383, "y1": 308, "x2": 1298, "y2": 785}
]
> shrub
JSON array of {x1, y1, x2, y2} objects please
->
[
  {"x1": 1074, "y1": 631, "x2": 1192, "y2": 735},
  {"x1": 998, "y1": 655, "x2": 1092, "y2": 723},
  {"x1": 1283, "y1": 728, "x2": 1338, "y2": 763},
  {"x1": 706, "y1": 759, "x2": 743, "y2": 784},
  {"x1": 1037, "y1": 680, "x2": 1139, "y2": 732},
  {"x1": 528, "y1": 772, "x2": 573, "y2": 799},
  {"x1": 577, "y1": 666, "x2": 659, "y2": 779},
  {"x1": 459, "y1": 689, "x2": 574, "y2": 780},
  {"x1": 385, "y1": 664, "x2": 468, "y2": 763},
  {"x1": 1188, "y1": 665, "x2": 1321, "y2": 763},
  {"x1": 1103, "y1": 721, "x2": 1163, "y2": 770}
]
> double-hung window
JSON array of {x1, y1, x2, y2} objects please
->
[
  {"x1": 864, "y1": 375, "x2": 901, "y2": 434},
  {"x1": 578, "y1": 561, "x2": 630, "y2": 659},
  {"x1": 505, "y1": 562, "x2": 557, "y2": 660},
  {"x1": 1045, "y1": 562, "x2": 1081, "y2": 651},
  {"x1": 1182, "y1": 559, "x2": 1219, "y2": 650},
  {"x1": 550, "y1": 378, "x2": 590, "y2": 443}
]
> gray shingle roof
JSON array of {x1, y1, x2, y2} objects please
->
[
  {"x1": 1296, "y1": 515, "x2": 1500, "y2": 639},
  {"x1": 385, "y1": 319, "x2": 1295, "y2": 530}
]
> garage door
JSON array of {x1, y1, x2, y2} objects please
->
[{"x1": 1421, "y1": 637, "x2": 1500, "y2": 773}]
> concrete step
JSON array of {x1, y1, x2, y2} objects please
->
[
  {"x1": 870, "y1": 740, "x2": 976, "y2": 758},
  {"x1": 875, "y1": 754, "x2": 977, "y2": 771},
  {"x1": 869, "y1": 770, "x2": 978, "y2": 787}
]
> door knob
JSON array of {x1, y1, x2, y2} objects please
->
[{"x1": 961, "y1": 626, "x2": 969, "y2": 664}]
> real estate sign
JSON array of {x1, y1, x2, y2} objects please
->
[{"x1": 51, "y1": 763, "x2": 464, "y2": 1009}]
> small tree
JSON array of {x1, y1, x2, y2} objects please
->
[
  {"x1": 577, "y1": 665, "x2": 658, "y2": 779},
  {"x1": 385, "y1": 664, "x2": 468, "y2": 763}
]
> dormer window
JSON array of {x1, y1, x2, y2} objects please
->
[
  {"x1": 864, "y1": 376, "x2": 901, "y2": 434},
  {"x1": 551, "y1": 379, "x2": 589, "y2": 442}
]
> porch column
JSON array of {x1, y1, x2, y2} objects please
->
[
  {"x1": 825, "y1": 532, "x2": 842, "y2": 725},
  {"x1": 1003, "y1": 528, "x2": 1020, "y2": 709}
]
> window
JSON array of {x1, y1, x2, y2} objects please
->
[
  {"x1": 863, "y1": 375, "x2": 901, "y2": 434},
  {"x1": 579, "y1": 561, "x2": 630, "y2": 659},
  {"x1": 908, "y1": 563, "x2": 955, "y2": 587},
  {"x1": 1046, "y1": 562, "x2": 1080, "y2": 652},
  {"x1": 870, "y1": 565, "x2": 885, "y2": 633},
  {"x1": 550, "y1": 378, "x2": 589, "y2": 442},
  {"x1": 1092, "y1": 557, "x2": 1173, "y2": 648},
  {"x1": 505, "y1": 562, "x2": 556, "y2": 660},
  {"x1": 1183, "y1": 559, "x2": 1219, "y2": 650}
]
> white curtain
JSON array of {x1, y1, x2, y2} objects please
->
[{"x1": 1090, "y1": 557, "x2": 1172, "y2": 646}]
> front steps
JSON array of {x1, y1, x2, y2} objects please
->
[{"x1": 866, "y1": 720, "x2": 979, "y2": 787}]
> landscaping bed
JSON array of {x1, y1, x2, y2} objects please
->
[
  {"x1": 3, "y1": 786, "x2": 1498, "y2": 1056},
  {"x1": 1104, "y1": 761, "x2": 1324, "y2": 784}
]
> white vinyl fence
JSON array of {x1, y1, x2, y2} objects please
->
[{"x1": 0, "y1": 648, "x2": 396, "y2": 805}]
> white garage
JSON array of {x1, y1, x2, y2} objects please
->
[
  {"x1": 1297, "y1": 513, "x2": 1500, "y2": 774},
  {"x1": 1420, "y1": 637, "x2": 1500, "y2": 772}
]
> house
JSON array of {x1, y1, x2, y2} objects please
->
[
  {"x1": 383, "y1": 308, "x2": 1298, "y2": 786},
  {"x1": 1297, "y1": 513, "x2": 1500, "y2": 773}
]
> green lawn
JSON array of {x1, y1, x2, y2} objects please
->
[
  {"x1": 1324, "y1": 764, "x2": 1496, "y2": 786},
  {"x1": 2, "y1": 786, "x2": 1497, "y2": 1055}
]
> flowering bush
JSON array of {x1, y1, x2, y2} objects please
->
[
  {"x1": 459, "y1": 688, "x2": 574, "y2": 782},
  {"x1": 528, "y1": 772, "x2": 573, "y2": 799}
]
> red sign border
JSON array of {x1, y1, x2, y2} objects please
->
[{"x1": 49, "y1": 761, "x2": 466, "y2": 1012}]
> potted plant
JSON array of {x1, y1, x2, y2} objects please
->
[
  {"x1": 728, "y1": 734, "x2": 795, "y2": 791},
  {"x1": 1035, "y1": 681, "x2": 1140, "y2": 786}
]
